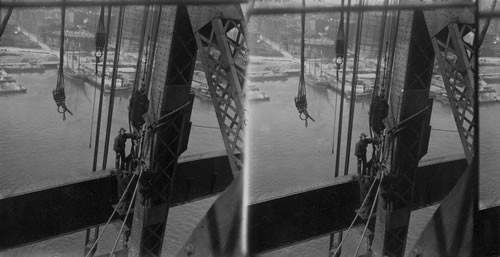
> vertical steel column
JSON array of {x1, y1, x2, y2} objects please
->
[
  {"x1": 431, "y1": 23, "x2": 475, "y2": 163},
  {"x1": 372, "y1": 10, "x2": 434, "y2": 257},
  {"x1": 194, "y1": 17, "x2": 247, "y2": 176},
  {"x1": 405, "y1": 23, "x2": 478, "y2": 257},
  {"x1": 128, "y1": 5, "x2": 197, "y2": 257}
]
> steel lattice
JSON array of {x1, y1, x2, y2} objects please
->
[
  {"x1": 432, "y1": 23, "x2": 475, "y2": 164},
  {"x1": 195, "y1": 18, "x2": 247, "y2": 175}
]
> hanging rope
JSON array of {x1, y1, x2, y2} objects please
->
[
  {"x1": 295, "y1": 0, "x2": 315, "y2": 127},
  {"x1": 89, "y1": 6, "x2": 107, "y2": 149},
  {"x1": 143, "y1": 6, "x2": 162, "y2": 94},
  {"x1": 108, "y1": 165, "x2": 144, "y2": 255},
  {"x1": 343, "y1": 0, "x2": 365, "y2": 176},
  {"x1": 386, "y1": 0, "x2": 401, "y2": 124},
  {"x1": 129, "y1": 3, "x2": 151, "y2": 134},
  {"x1": 335, "y1": 9, "x2": 345, "y2": 73},
  {"x1": 330, "y1": 176, "x2": 378, "y2": 257},
  {"x1": 102, "y1": 5, "x2": 126, "y2": 169},
  {"x1": 89, "y1": 73, "x2": 98, "y2": 148},
  {"x1": 368, "y1": 0, "x2": 390, "y2": 144},
  {"x1": 53, "y1": 4, "x2": 73, "y2": 120},
  {"x1": 95, "y1": 6, "x2": 106, "y2": 74},
  {"x1": 331, "y1": 6, "x2": 346, "y2": 155},
  {"x1": 92, "y1": 5, "x2": 112, "y2": 171},
  {"x1": 334, "y1": 0, "x2": 352, "y2": 177},
  {"x1": 84, "y1": 172, "x2": 138, "y2": 257},
  {"x1": 329, "y1": 4, "x2": 348, "y2": 256},
  {"x1": 352, "y1": 175, "x2": 383, "y2": 257}
]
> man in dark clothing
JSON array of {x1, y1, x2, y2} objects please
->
[
  {"x1": 370, "y1": 90, "x2": 389, "y2": 137},
  {"x1": 129, "y1": 87, "x2": 149, "y2": 131},
  {"x1": 114, "y1": 128, "x2": 133, "y2": 170},
  {"x1": 354, "y1": 133, "x2": 378, "y2": 176}
]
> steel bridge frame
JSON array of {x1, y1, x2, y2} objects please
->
[{"x1": 0, "y1": 1, "x2": 495, "y2": 257}]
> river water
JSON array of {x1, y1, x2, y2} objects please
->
[
  {"x1": 0, "y1": 69, "x2": 498, "y2": 257},
  {"x1": 0, "y1": 69, "x2": 224, "y2": 257},
  {"x1": 247, "y1": 75, "x2": 499, "y2": 256}
]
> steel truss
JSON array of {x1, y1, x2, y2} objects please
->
[
  {"x1": 432, "y1": 23, "x2": 476, "y2": 164},
  {"x1": 195, "y1": 17, "x2": 247, "y2": 175}
]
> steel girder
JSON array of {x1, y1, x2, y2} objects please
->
[
  {"x1": 372, "y1": 10, "x2": 435, "y2": 257},
  {"x1": 171, "y1": 8, "x2": 249, "y2": 256},
  {"x1": 404, "y1": 19, "x2": 478, "y2": 257},
  {"x1": 194, "y1": 16, "x2": 247, "y2": 176},
  {"x1": 431, "y1": 23, "x2": 476, "y2": 164},
  {"x1": 128, "y1": 5, "x2": 197, "y2": 257}
]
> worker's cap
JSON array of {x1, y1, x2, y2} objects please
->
[
  {"x1": 119, "y1": 128, "x2": 126, "y2": 133},
  {"x1": 360, "y1": 133, "x2": 367, "y2": 138}
]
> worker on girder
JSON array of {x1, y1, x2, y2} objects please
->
[
  {"x1": 355, "y1": 133, "x2": 378, "y2": 176},
  {"x1": 129, "y1": 86, "x2": 149, "y2": 132},
  {"x1": 114, "y1": 128, "x2": 135, "y2": 170},
  {"x1": 370, "y1": 89, "x2": 389, "y2": 138}
]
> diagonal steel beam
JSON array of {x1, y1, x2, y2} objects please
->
[{"x1": 0, "y1": 7, "x2": 13, "y2": 38}]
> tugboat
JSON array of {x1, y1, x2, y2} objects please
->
[
  {"x1": 0, "y1": 69, "x2": 16, "y2": 83},
  {"x1": 0, "y1": 69, "x2": 27, "y2": 95},
  {"x1": 246, "y1": 90, "x2": 270, "y2": 102}
]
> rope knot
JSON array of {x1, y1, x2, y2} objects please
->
[
  {"x1": 53, "y1": 88, "x2": 73, "y2": 120},
  {"x1": 295, "y1": 95, "x2": 315, "y2": 127}
]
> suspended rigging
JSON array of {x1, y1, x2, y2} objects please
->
[
  {"x1": 343, "y1": 0, "x2": 365, "y2": 177},
  {"x1": 53, "y1": 3, "x2": 73, "y2": 120},
  {"x1": 331, "y1": 2, "x2": 346, "y2": 154},
  {"x1": 89, "y1": 6, "x2": 107, "y2": 148},
  {"x1": 333, "y1": 0, "x2": 352, "y2": 178},
  {"x1": 295, "y1": 0, "x2": 315, "y2": 127}
]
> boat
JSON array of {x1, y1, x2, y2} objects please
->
[
  {"x1": 479, "y1": 92, "x2": 500, "y2": 104},
  {"x1": 247, "y1": 70, "x2": 288, "y2": 82},
  {"x1": 63, "y1": 67, "x2": 86, "y2": 81},
  {"x1": 104, "y1": 77, "x2": 133, "y2": 94},
  {"x1": 305, "y1": 73, "x2": 330, "y2": 88},
  {"x1": 246, "y1": 90, "x2": 270, "y2": 102},
  {"x1": 0, "y1": 70, "x2": 27, "y2": 94},
  {"x1": 343, "y1": 82, "x2": 374, "y2": 100},
  {"x1": 0, "y1": 82, "x2": 27, "y2": 94},
  {"x1": 282, "y1": 69, "x2": 300, "y2": 76},
  {"x1": 0, "y1": 69, "x2": 16, "y2": 83}
]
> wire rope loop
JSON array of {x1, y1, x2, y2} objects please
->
[
  {"x1": 335, "y1": 56, "x2": 344, "y2": 66},
  {"x1": 299, "y1": 111, "x2": 308, "y2": 121},
  {"x1": 57, "y1": 104, "x2": 66, "y2": 114},
  {"x1": 95, "y1": 49, "x2": 103, "y2": 59}
]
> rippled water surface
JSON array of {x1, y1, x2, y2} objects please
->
[
  {"x1": 1, "y1": 70, "x2": 497, "y2": 257},
  {"x1": 248, "y1": 76, "x2": 496, "y2": 256},
  {"x1": 0, "y1": 70, "x2": 224, "y2": 257}
]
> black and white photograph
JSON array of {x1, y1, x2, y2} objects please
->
[{"x1": 0, "y1": 0, "x2": 498, "y2": 257}]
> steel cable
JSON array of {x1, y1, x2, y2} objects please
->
[
  {"x1": 84, "y1": 172, "x2": 138, "y2": 257},
  {"x1": 330, "y1": 176, "x2": 379, "y2": 257},
  {"x1": 109, "y1": 166, "x2": 144, "y2": 256},
  {"x1": 343, "y1": 0, "x2": 365, "y2": 176},
  {"x1": 353, "y1": 175, "x2": 383, "y2": 257}
]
